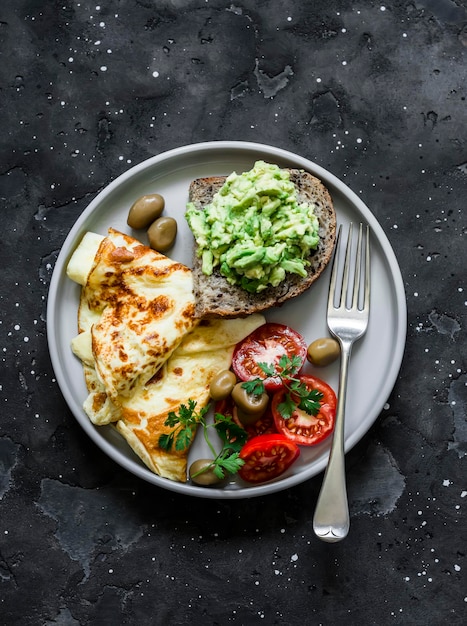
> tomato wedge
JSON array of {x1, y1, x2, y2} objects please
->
[
  {"x1": 238, "y1": 434, "x2": 300, "y2": 483},
  {"x1": 232, "y1": 323, "x2": 307, "y2": 391},
  {"x1": 271, "y1": 375, "x2": 337, "y2": 446}
]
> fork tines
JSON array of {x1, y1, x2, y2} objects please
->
[{"x1": 329, "y1": 223, "x2": 370, "y2": 313}]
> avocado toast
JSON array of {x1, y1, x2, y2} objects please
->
[{"x1": 186, "y1": 161, "x2": 336, "y2": 318}]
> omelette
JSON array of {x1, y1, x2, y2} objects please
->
[
  {"x1": 68, "y1": 228, "x2": 198, "y2": 401},
  {"x1": 67, "y1": 228, "x2": 266, "y2": 482}
]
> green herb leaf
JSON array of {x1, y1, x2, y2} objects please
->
[
  {"x1": 298, "y1": 389, "x2": 323, "y2": 416},
  {"x1": 159, "y1": 400, "x2": 208, "y2": 452},
  {"x1": 164, "y1": 411, "x2": 182, "y2": 428},
  {"x1": 288, "y1": 354, "x2": 303, "y2": 373},
  {"x1": 257, "y1": 361, "x2": 275, "y2": 377},
  {"x1": 277, "y1": 354, "x2": 291, "y2": 373},
  {"x1": 158, "y1": 432, "x2": 174, "y2": 451},
  {"x1": 212, "y1": 464, "x2": 226, "y2": 480},
  {"x1": 288, "y1": 379, "x2": 308, "y2": 396},
  {"x1": 257, "y1": 354, "x2": 325, "y2": 420},
  {"x1": 214, "y1": 413, "x2": 248, "y2": 452},
  {"x1": 217, "y1": 451, "x2": 245, "y2": 475},
  {"x1": 175, "y1": 426, "x2": 195, "y2": 451},
  {"x1": 278, "y1": 394, "x2": 297, "y2": 420},
  {"x1": 241, "y1": 378, "x2": 265, "y2": 396}
]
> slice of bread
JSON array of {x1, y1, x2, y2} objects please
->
[{"x1": 188, "y1": 168, "x2": 336, "y2": 318}]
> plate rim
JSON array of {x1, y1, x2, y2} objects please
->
[{"x1": 47, "y1": 140, "x2": 407, "y2": 499}]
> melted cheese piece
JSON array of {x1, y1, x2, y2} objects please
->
[
  {"x1": 66, "y1": 231, "x2": 105, "y2": 286},
  {"x1": 73, "y1": 228, "x2": 198, "y2": 401}
]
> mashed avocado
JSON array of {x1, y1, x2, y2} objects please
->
[{"x1": 185, "y1": 161, "x2": 320, "y2": 293}]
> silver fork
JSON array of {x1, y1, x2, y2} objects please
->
[{"x1": 313, "y1": 222, "x2": 370, "y2": 542}]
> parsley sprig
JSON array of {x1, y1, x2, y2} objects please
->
[
  {"x1": 159, "y1": 399, "x2": 204, "y2": 452},
  {"x1": 159, "y1": 400, "x2": 248, "y2": 480},
  {"x1": 242, "y1": 354, "x2": 324, "y2": 420}
]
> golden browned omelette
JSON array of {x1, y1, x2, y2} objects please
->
[
  {"x1": 67, "y1": 228, "x2": 265, "y2": 482},
  {"x1": 71, "y1": 228, "x2": 198, "y2": 400}
]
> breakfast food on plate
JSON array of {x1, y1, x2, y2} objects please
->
[
  {"x1": 66, "y1": 160, "x2": 338, "y2": 485},
  {"x1": 127, "y1": 193, "x2": 165, "y2": 229},
  {"x1": 185, "y1": 160, "x2": 336, "y2": 318},
  {"x1": 147, "y1": 216, "x2": 177, "y2": 252},
  {"x1": 67, "y1": 227, "x2": 265, "y2": 481},
  {"x1": 126, "y1": 192, "x2": 178, "y2": 252},
  {"x1": 306, "y1": 337, "x2": 340, "y2": 367}
]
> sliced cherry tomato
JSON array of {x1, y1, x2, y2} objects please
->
[
  {"x1": 232, "y1": 323, "x2": 307, "y2": 391},
  {"x1": 238, "y1": 434, "x2": 300, "y2": 483},
  {"x1": 271, "y1": 374, "x2": 337, "y2": 446}
]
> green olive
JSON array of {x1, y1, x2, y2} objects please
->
[
  {"x1": 210, "y1": 370, "x2": 237, "y2": 401},
  {"x1": 307, "y1": 337, "x2": 340, "y2": 367},
  {"x1": 231, "y1": 382, "x2": 269, "y2": 426},
  {"x1": 189, "y1": 459, "x2": 223, "y2": 486},
  {"x1": 148, "y1": 216, "x2": 177, "y2": 252},
  {"x1": 127, "y1": 193, "x2": 165, "y2": 229}
]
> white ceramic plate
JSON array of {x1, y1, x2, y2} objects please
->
[{"x1": 47, "y1": 141, "x2": 406, "y2": 499}]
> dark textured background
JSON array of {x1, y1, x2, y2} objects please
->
[{"x1": 1, "y1": 1, "x2": 466, "y2": 624}]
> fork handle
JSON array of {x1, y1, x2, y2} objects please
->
[{"x1": 313, "y1": 340, "x2": 352, "y2": 542}]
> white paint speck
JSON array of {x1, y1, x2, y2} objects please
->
[{"x1": 152, "y1": 71, "x2": 160, "y2": 78}]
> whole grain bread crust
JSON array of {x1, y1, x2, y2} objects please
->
[{"x1": 188, "y1": 168, "x2": 336, "y2": 318}]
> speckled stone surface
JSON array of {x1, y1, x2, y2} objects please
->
[{"x1": 1, "y1": 1, "x2": 466, "y2": 624}]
